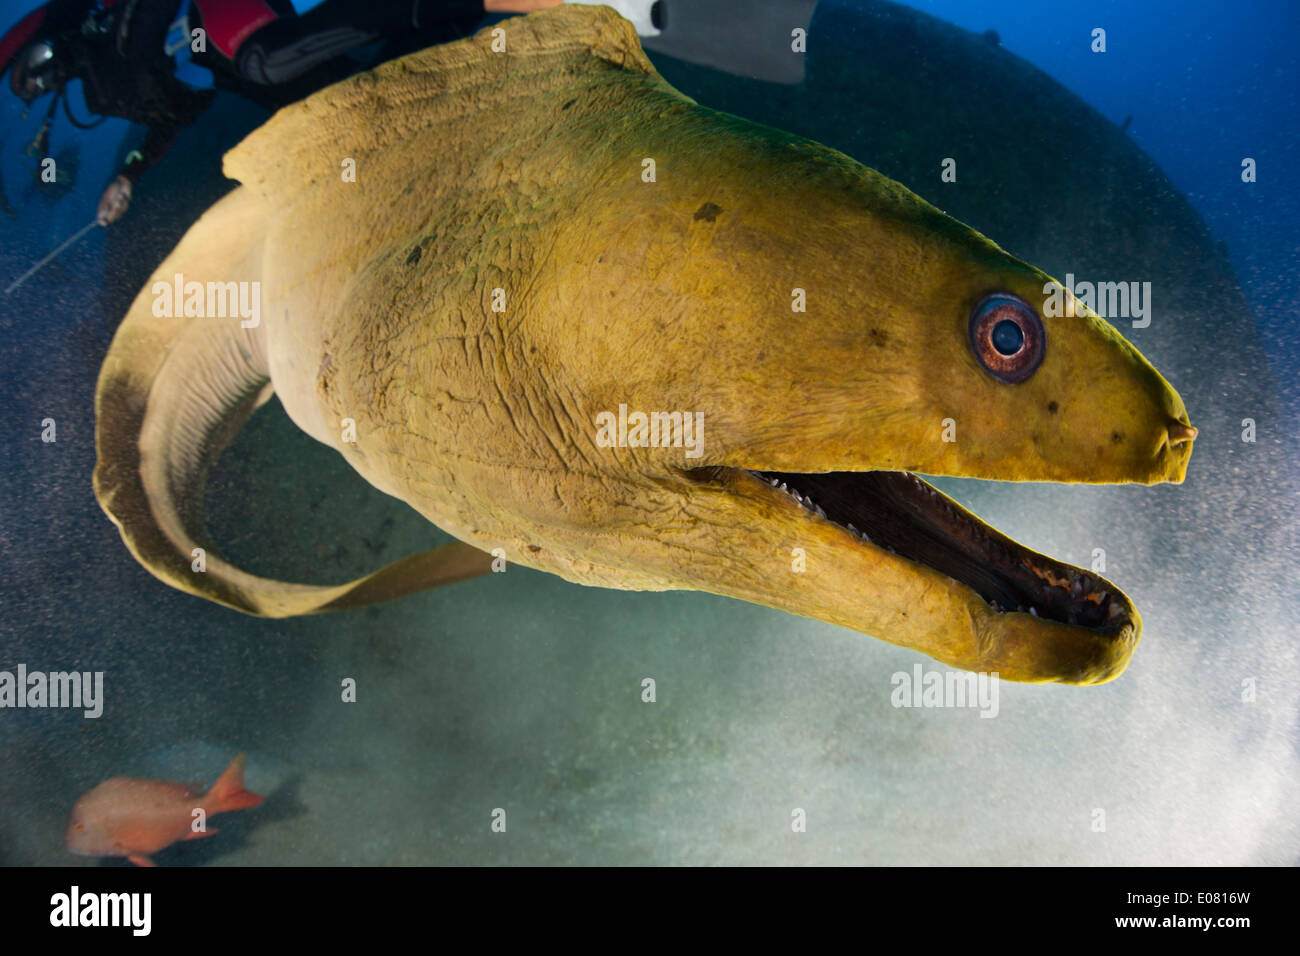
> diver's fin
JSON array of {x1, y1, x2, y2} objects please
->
[
  {"x1": 565, "y1": 0, "x2": 662, "y2": 38},
  {"x1": 93, "y1": 186, "x2": 494, "y2": 618},
  {"x1": 638, "y1": 0, "x2": 815, "y2": 85}
]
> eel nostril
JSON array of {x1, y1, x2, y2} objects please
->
[{"x1": 1167, "y1": 422, "x2": 1198, "y2": 447}]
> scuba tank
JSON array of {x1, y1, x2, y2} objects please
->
[{"x1": 162, "y1": 1, "x2": 214, "y2": 89}]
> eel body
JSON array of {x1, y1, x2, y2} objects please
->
[{"x1": 95, "y1": 6, "x2": 1195, "y2": 683}]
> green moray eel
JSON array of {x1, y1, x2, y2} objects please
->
[{"x1": 93, "y1": 6, "x2": 1195, "y2": 684}]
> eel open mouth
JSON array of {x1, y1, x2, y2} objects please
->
[{"x1": 695, "y1": 467, "x2": 1131, "y2": 634}]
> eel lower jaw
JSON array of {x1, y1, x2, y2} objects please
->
[{"x1": 685, "y1": 465, "x2": 1136, "y2": 642}]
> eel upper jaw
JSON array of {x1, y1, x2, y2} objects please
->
[{"x1": 683, "y1": 464, "x2": 1138, "y2": 644}]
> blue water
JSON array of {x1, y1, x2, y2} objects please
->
[
  {"x1": 4, "y1": 1, "x2": 1294, "y2": 402},
  {"x1": 907, "y1": 0, "x2": 1299, "y2": 415},
  {"x1": 1, "y1": 0, "x2": 1296, "y2": 866}
]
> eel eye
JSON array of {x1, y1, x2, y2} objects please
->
[{"x1": 968, "y1": 292, "x2": 1045, "y2": 384}]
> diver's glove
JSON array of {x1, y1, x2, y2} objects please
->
[{"x1": 97, "y1": 175, "x2": 132, "y2": 226}]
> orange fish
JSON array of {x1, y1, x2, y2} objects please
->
[{"x1": 65, "y1": 753, "x2": 263, "y2": 867}]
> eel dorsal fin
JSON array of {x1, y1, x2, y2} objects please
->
[
  {"x1": 93, "y1": 186, "x2": 492, "y2": 617},
  {"x1": 222, "y1": 4, "x2": 666, "y2": 203}
]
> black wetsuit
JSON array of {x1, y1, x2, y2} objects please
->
[
  {"x1": 34, "y1": 0, "x2": 213, "y2": 185},
  {"x1": 34, "y1": 0, "x2": 485, "y2": 186},
  {"x1": 219, "y1": 0, "x2": 487, "y2": 90}
]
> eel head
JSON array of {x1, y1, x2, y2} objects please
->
[{"x1": 463, "y1": 114, "x2": 1196, "y2": 686}]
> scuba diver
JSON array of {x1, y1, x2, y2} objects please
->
[{"x1": 0, "y1": 0, "x2": 561, "y2": 226}]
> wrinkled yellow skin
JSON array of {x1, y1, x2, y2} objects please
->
[{"x1": 96, "y1": 6, "x2": 1193, "y2": 684}]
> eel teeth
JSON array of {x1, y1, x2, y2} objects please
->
[{"x1": 745, "y1": 468, "x2": 1129, "y2": 632}]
